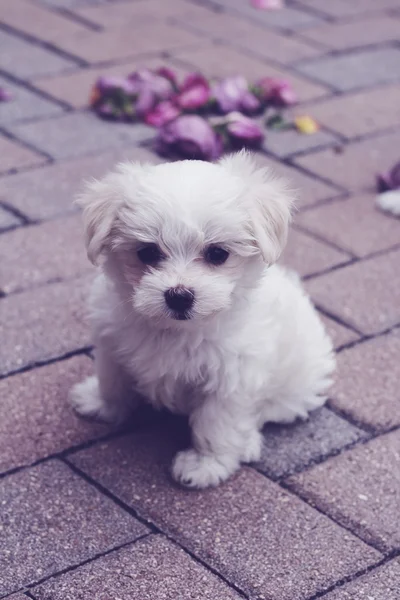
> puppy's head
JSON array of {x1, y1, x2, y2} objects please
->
[{"x1": 76, "y1": 151, "x2": 295, "y2": 327}]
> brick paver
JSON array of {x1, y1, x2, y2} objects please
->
[
  {"x1": 0, "y1": 356, "x2": 110, "y2": 474},
  {"x1": 280, "y1": 227, "x2": 351, "y2": 277},
  {"x1": 0, "y1": 135, "x2": 46, "y2": 174},
  {"x1": 330, "y1": 330, "x2": 400, "y2": 432},
  {"x1": 257, "y1": 407, "x2": 367, "y2": 479},
  {"x1": 0, "y1": 29, "x2": 76, "y2": 80},
  {"x1": 288, "y1": 430, "x2": 400, "y2": 552},
  {"x1": 0, "y1": 275, "x2": 90, "y2": 376},
  {"x1": 301, "y1": 15, "x2": 400, "y2": 50},
  {"x1": 296, "y1": 195, "x2": 400, "y2": 258},
  {"x1": 8, "y1": 112, "x2": 153, "y2": 160},
  {"x1": 70, "y1": 425, "x2": 380, "y2": 600},
  {"x1": 303, "y1": 85, "x2": 400, "y2": 140},
  {"x1": 294, "y1": 131, "x2": 400, "y2": 192},
  {"x1": 323, "y1": 558, "x2": 400, "y2": 600},
  {"x1": 306, "y1": 248, "x2": 400, "y2": 335},
  {"x1": 1, "y1": 2, "x2": 399, "y2": 597},
  {"x1": 0, "y1": 215, "x2": 92, "y2": 294},
  {"x1": 0, "y1": 146, "x2": 161, "y2": 221},
  {"x1": 0, "y1": 460, "x2": 148, "y2": 596},
  {"x1": 33, "y1": 535, "x2": 243, "y2": 599},
  {"x1": 296, "y1": 48, "x2": 400, "y2": 92}
]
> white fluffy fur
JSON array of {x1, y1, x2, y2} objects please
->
[
  {"x1": 70, "y1": 151, "x2": 335, "y2": 488},
  {"x1": 376, "y1": 190, "x2": 400, "y2": 217}
]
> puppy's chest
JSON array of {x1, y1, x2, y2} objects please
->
[{"x1": 122, "y1": 330, "x2": 215, "y2": 413}]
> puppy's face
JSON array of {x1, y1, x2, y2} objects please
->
[{"x1": 77, "y1": 152, "x2": 294, "y2": 326}]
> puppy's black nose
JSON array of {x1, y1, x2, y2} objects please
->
[{"x1": 164, "y1": 287, "x2": 195, "y2": 313}]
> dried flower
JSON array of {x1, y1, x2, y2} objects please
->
[
  {"x1": 176, "y1": 73, "x2": 211, "y2": 110},
  {"x1": 213, "y1": 76, "x2": 261, "y2": 114},
  {"x1": 294, "y1": 115, "x2": 319, "y2": 134},
  {"x1": 255, "y1": 77, "x2": 297, "y2": 106},
  {"x1": 145, "y1": 100, "x2": 181, "y2": 127},
  {"x1": 251, "y1": 0, "x2": 284, "y2": 9},
  {"x1": 156, "y1": 115, "x2": 223, "y2": 161},
  {"x1": 225, "y1": 112, "x2": 264, "y2": 147},
  {"x1": 377, "y1": 161, "x2": 400, "y2": 192}
]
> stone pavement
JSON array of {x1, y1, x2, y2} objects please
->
[{"x1": 0, "y1": 0, "x2": 399, "y2": 598}]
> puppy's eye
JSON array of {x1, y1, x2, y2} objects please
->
[
  {"x1": 204, "y1": 245, "x2": 229, "y2": 266},
  {"x1": 137, "y1": 243, "x2": 163, "y2": 266}
]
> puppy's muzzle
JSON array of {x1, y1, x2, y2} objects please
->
[{"x1": 164, "y1": 287, "x2": 195, "y2": 319}]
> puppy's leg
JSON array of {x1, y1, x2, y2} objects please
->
[
  {"x1": 172, "y1": 396, "x2": 263, "y2": 489},
  {"x1": 70, "y1": 342, "x2": 135, "y2": 424}
]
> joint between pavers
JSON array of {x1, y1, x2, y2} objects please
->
[
  {"x1": 0, "y1": 199, "x2": 30, "y2": 226},
  {"x1": 0, "y1": 22, "x2": 86, "y2": 69},
  {"x1": 0, "y1": 124, "x2": 54, "y2": 163},
  {"x1": 303, "y1": 550, "x2": 400, "y2": 600},
  {"x1": 293, "y1": 221, "x2": 357, "y2": 258},
  {"x1": 291, "y1": 39, "x2": 400, "y2": 67},
  {"x1": 279, "y1": 477, "x2": 386, "y2": 555},
  {"x1": 0, "y1": 67, "x2": 73, "y2": 112},
  {"x1": 287, "y1": 0, "x2": 336, "y2": 23},
  {"x1": 48, "y1": 6, "x2": 103, "y2": 33}
]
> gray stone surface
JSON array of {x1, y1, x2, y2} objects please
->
[
  {"x1": 0, "y1": 460, "x2": 148, "y2": 596},
  {"x1": 330, "y1": 330, "x2": 400, "y2": 431},
  {"x1": 296, "y1": 48, "x2": 400, "y2": 92},
  {"x1": 33, "y1": 535, "x2": 243, "y2": 599},
  {"x1": 9, "y1": 111, "x2": 154, "y2": 160},
  {"x1": 323, "y1": 558, "x2": 400, "y2": 600},
  {"x1": 0, "y1": 356, "x2": 111, "y2": 474},
  {"x1": 0, "y1": 76, "x2": 63, "y2": 125},
  {"x1": 257, "y1": 407, "x2": 367, "y2": 479},
  {"x1": 70, "y1": 424, "x2": 380, "y2": 600},
  {"x1": 0, "y1": 29, "x2": 75, "y2": 79},
  {"x1": 211, "y1": 0, "x2": 323, "y2": 29},
  {"x1": 0, "y1": 146, "x2": 162, "y2": 221},
  {"x1": 288, "y1": 430, "x2": 400, "y2": 552},
  {"x1": 263, "y1": 127, "x2": 339, "y2": 159},
  {"x1": 0, "y1": 275, "x2": 91, "y2": 375},
  {"x1": 319, "y1": 313, "x2": 359, "y2": 349}
]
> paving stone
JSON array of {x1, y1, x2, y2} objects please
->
[
  {"x1": 172, "y1": 44, "x2": 330, "y2": 101},
  {"x1": 0, "y1": 135, "x2": 46, "y2": 175},
  {"x1": 9, "y1": 111, "x2": 153, "y2": 160},
  {"x1": 0, "y1": 0, "x2": 90, "y2": 45},
  {"x1": 210, "y1": 0, "x2": 323, "y2": 29},
  {"x1": 0, "y1": 76, "x2": 63, "y2": 125},
  {"x1": 306, "y1": 248, "x2": 400, "y2": 335},
  {"x1": 287, "y1": 430, "x2": 400, "y2": 552},
  {"x1": 296, "y1": 48, "x2": 400, "y2": 92},
  {"x1": 280, "y1": 227, "x2": 351, "y2": 277},
  {"x1": 174, "y1": 12, "x2": 320, "y2": 64},
  {"x1": 0, "y1": 205, "x2": 21, "y2": 231},
  {"x1": 257, "y1": 407, "x2": 367, "y2": 479},
  {"x1": 33, "y1": 58, "x2": 187, "y2": 109},
  {"x1": 303, "y1": 85, "x2": 400, "y2": 139},
  {"x1": 296, "y1": 0, "x2": 400, "y2": 18},
  {"x1": 33, "y1": 535, "x2": 243, "y2": 600},
  {"x1": 0, "y1": 275, "x2": 91, "y2": 375},
  {"x1": 54, "y1": 20, "x2": 202, "y2": 64},
  {"x1": 296, "y1": 195, "x2": 400, "y2": 258},
  {"x1": 323, "y1": 558, "x2": 400, "y2": 600},
  {"x1": 0, "y1": 460, "x2": 148, "y2": 596},
  {"x1": 0, "y1": 215, "x2": 92, "y2": 294},
  {"x1": 254, "y1": 152, "x2": 343, "y2": 208},
  {"x1": 0, "y1": 146, "x2": 162, "y2": 221},
  {"x1": 301, "y1": 15, "x2": 400, "y2": 50},
  {"x1": 330, "y1": 330, "x2": 400, "y2": 432},
  {"x1": 294, "y1": 131, "x2": 400, "y2": 192},
  {"x1": 263, "y1": 127, "x2": 339, "y2": 159},
  {"x1": 318, "y1": 313, "x2": 360, "y2": 349},
  {"x1": 0, "y1": 356, "x2": 112, "y2": 473},
  {"x1": 75, "y1": 0, "x2": 216, "y2": 28},
  {"x1": 0, "y1": 30, "x2": 75, "y2": 80},
  {"x1": 70, "y1": 424, "x2": 380, "y2": 600}
]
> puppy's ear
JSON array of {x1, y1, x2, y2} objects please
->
[
  {"x1": 75, "y1": 162, "x2": 141, "y2": 265},
  {"x1": 220, "y1": 151, "x2": 296, "y2": 264}
]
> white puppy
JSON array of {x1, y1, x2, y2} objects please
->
[{"x1": 70, "y1": 151, "x2": 335, "y2": 489}]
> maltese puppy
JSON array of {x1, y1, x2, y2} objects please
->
[{"x1": 70, "y1": 151, "x2": 335, "y2": 489}]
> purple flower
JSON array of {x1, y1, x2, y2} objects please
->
[
  {"x1": 95, "y1": 76, "x2": 138, "y2": 96},
  {"x1": 251, "y1": 0, "x2": 283, "y2": 9},
  {"x1": 213, "y1": 76, "x2": 261, "y2": 114},
  {"x1": 0, "y1": 86, "x2": 12, "y2": 102},
  {"x1": 176, "y1": 73, "x2": 210, "y2": 110},
  {"x1": 225, "y1": 112, "x2": 264, "y2": 147},
  {"x1": 377, "y1": 161, "x2": 400, "y2": 192},
  {"x1": 128, "y1": 68, "x2": 174, "y2": 100},
  {"x1": 255, "y1": 77, "x2": 297, "y2": 106},
  {"x1": 155, "y1": 67, "x2": 179, "y2": 89},
  {"x1": 145, "y1": 100, "x2": 181, "y2": 127},
  {"x1": 156, "y1": 115, "x2": 223, "y2": 161}
]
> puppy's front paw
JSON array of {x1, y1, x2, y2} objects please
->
[
  {"x1": 172, "y1": 449, "x2": 237, "y2": 489},
  {"x1": 69, "y1": 376, "x2": 116, "y2": 423},
  {"x1": 242, "y1": 430, "x2": 264, "y2": 463}
]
